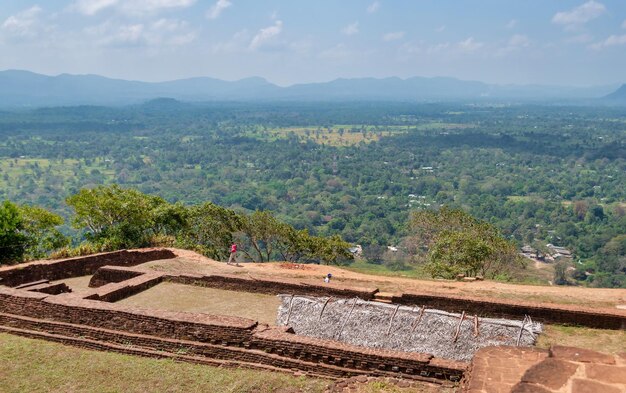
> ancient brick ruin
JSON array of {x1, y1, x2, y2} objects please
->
[{"x1": 1, "y1": 249, "x2": 624, "y2": 391}]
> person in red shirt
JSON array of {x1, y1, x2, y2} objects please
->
[{"x1": 227, "y1": 243, "x2": 237, "y2": 265}]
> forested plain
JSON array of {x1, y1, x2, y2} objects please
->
[{"x1": 0, "y1": 100, "x2": 624, "y2": 287}]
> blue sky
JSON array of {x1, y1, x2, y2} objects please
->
[{"x1": 1, "y1": 0, "x2": 625, "y2": 86}]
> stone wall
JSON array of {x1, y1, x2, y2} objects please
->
[
  {"x1": 0, "y1": 249, "x2": 176, "y2": 287},
  {"x1": 167, "y1": 273, "x2": 378, "y2": 299},
  {"x1": 84, "y1": 272, "x2": 165, "y2": 302},
  {"x1": 0, "y1": 286, "x2": 466, "y2": 382},
  {"x1": 89, "y1": 266, "x2": 146, "y2": 288},
  {"x1": 0, "y1": 287, "x2": 256, "y2": 345},
  {"x1": 393, "y1": 292, "x2": 626, "y2": 330}
]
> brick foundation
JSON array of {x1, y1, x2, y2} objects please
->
[
  {"x1": 0, "y1": 249, "x2": 176, "y2": 287},
  {"x1": 393, "y1": 292, "x2": 626, "y2": 330},
  {"x1": 0, "y1": 286, "x2": 466, "y2": 382}
]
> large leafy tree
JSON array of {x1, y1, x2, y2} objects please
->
[
  {"x1": 66, "y1": 185, "x2": 169, "y2": 249},
  {"x1": 0, "y1": 200, "x2": 27, "y2": 264},
  {"x1": 410, "y1": 207, "x2": 522, "y2": 279},
  {"x1": 0, "y1": 200, "x2": 68, "y2": 264},
  {"x1": 19, "y1": 205, "x2": 69, "y2": 260},
  {"x1": 178, "y1": 202, "x2": 240, "y2": 260}
]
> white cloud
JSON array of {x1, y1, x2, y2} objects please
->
[
  {"x1": 319, "y1": 43, "x2": 353, "y2": 60},
  {"x1": 206, "y1": 0, "x2": 232, "y2": 20},
  {"x1": 85, "y1": 17, "x2": 195, "y2": 47},
  {"x1": 457, "y1": 37, "x2": 483, "y2": 52},
  {"x1": 1, "y1": 6, "x2": 43, "y2": 38},
  {"x1": 342, "y1": 22, "x2": 359, "y2": 36},
  {"x1": 72, "y1": 0, "x2": 195, "y2": 16},
  {"x1": 552, "y1": 1, "x2": 606, "y2": 26},
  {"x1": 435, "y1": 25, "x2": 446, "y2": 33},
  {"x1": 249, "y1": 20, "x2": 282, "y2": 50},
  {"x1": 367, "y1": 1, "x2": 380, "y2": 14},
  {"x1": 383, "y1": 31, "x2": 404, "y2": 41},
  {"x1": 496, "y1": 34, "x2": 530, "y2": 56},
  {"x1": 73, "y1": 0, "x2": 118, "y2": 15},
  {"x1": 506, "y1": 19, "x2": 517, "y2": 29},
  {"x1": 566, "y1": 33, "x2": 593, "y2": 44},
  {"x1": 590, "y1": 34, "x2": 626, "y2": 50},
  {"x1": 508, "y1": 34, "x2": 530, "y2": 47}
]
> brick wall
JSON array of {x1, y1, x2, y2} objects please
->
[
  {"x1": 393, "y1": 292, "x2": 626, "y2": 330},
  {"x1": 0, "y1": 287, "x2": 256, "y2": 345},
  {"x1": 0, "y1": 286, "x2": 466, "y2": 382},
  {"x1": 89, "y1": 266, "x2": 146, "y2": 288},
  {"x1": 84, "y1": 272, "x2": 165, "y2": 302},
  {"x1": 0, "y1": 249, "x2": 176, "y2": 287}
]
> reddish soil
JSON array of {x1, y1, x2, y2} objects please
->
[{"x1": 137, "y1": 249, "x2": 626, "y2": 310}]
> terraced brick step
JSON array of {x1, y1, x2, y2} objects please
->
[
  {"x1": 373, "y1": 292, "x2": 396, "y2": 303},
  {"x1": 1, "y1": 313, "x2": 445, "y2": 381},
  {"x1": 0, "y1": 324, "x2": 299, "y2": 376}
]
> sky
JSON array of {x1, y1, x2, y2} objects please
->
[{"x1": 0, "y1": 0, "x2": 625, "y2": 86}]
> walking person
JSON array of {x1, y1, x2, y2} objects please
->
[{"x1": 227, "y1": 243, "x2": 237, "y2": 265}]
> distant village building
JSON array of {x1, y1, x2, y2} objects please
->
[{"x1": 546, "y1": 244, "x2": 573, "y2": 259}]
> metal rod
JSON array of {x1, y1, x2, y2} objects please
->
[
  {"x1": 286, "y1": 294, "x2": 295, "y2": 325},
  {"x1": 386, "y1": 304, "x2": 401, "y2": 336},
  {"x1": 452, "y1": 311, "x2": 466, "y2": 343},
  {"x1": 335, "y1": 298, "x2": 358, "y2": 339},
  {"x1": 318, "y1": 297, "x2": 333, "y2": 321},
  {"x1": 411, "y1": 305, "x2": 426, "y2": 332},
  {"x1": 473, "y1": 315, "x2": 480, "y2": 338},
  {"x1": 516, "y1": 315, "x2": 528, "y2": 346}
]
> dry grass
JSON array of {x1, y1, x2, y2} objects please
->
[
  {"x1": 116, "y1": 282, "x2": 282, "y2": 325},
  {"x1": 0, "y1": 333, "x2": 329, "y2": 393},
  {"x1": 536, "y1": 325, "x2": 626, "y2": 354}
]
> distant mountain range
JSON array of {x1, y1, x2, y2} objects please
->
[{"x1": 0, "y1": 69, "x2": 622, "y2": 107}]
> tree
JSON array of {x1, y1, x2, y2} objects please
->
[
  {"x1": 178, "y1": 202, "x2": 240, "y2": 260},
  {"x1": 18, "y1": 205, "x2": 69, "y2": 260},
  {"x1": 410, "y1": 207, "x2": 521, "y2": 279},
  {"x1": 0, "y1": 201, "x2": 68, "y2": 264},
  {"x1": 0, "y1": 200, "x2": 27, "y2": 264},
  {"x1": 237, "y1": 210, "x2": 288, "y2": 262},
  {"x1": 66, "y1": 185, "x2": 168, "y2": 249},
  {"x1": 427, "y1": 231, "x2": 492, "y2": 278}
]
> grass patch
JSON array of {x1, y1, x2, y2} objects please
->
[
  {"x1": 0, "y1": 333, "x2": 329, "y2": 393},
  {"x1": 116, "y1": 282, "x2": 282, "y2": 325},
  {"x1": 536, "y1": 325, "x2": 626, "y2": 354}
]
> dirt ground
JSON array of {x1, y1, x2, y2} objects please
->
[
  {"x1": 136, "y1": 249, "x2": 626, "y2": 311},
  {"x1": 117, "y1": 282, "x2": 281, "y2": 324},
  {"x1": 51, "y1": 275, "x2": 93, "y2": 295}
]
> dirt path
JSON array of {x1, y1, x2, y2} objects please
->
[{"x1": 138, "y1": 248, "x2": 626, "y2": 310}]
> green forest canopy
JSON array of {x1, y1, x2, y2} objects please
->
[{"x1": 0, "y1": 102, "x2": 624, "y2": 286}]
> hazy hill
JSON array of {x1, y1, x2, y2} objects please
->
[
  {"x1": 604, "y1": 84, "x2": 626, "y2": 102},
  {"x1": 0, "y1": 69, "x2": 619, "y2": 107}
]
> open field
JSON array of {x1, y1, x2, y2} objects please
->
[
  {"x1": 0, "y1": 157, "x2": 115, "y2": 200},
  {"x1": 0, "y1": 334, "x2": 446, "y2": 393},
  {"x1": 138, "y1": 250, "x2": 626, "y2": 310},
  {"x1": 536, "y1": 325, "x2": 626, "y2": 354},
  {"x1": 0, "y1": 333, "x2": 329, "y2": 393},
  {"x1": 117, "y1": 283, "x2": 281, "y2": 324},
  {"x1": 241, "y1": 123, "x2": 475, "y2": 146}
]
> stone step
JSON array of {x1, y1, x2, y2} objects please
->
[
  {"x1": 373, "y1": 292, "x2": 396, "y2": 303},
  {"x1": 14, "y1": 279, "x2": 50, "y2": 290},
  {"x1": 0, "y1": 313, "x2": 369, "y2": 380},
  {"x1": 0, "y1": 324, "x2": 292, "y2": 375}
]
